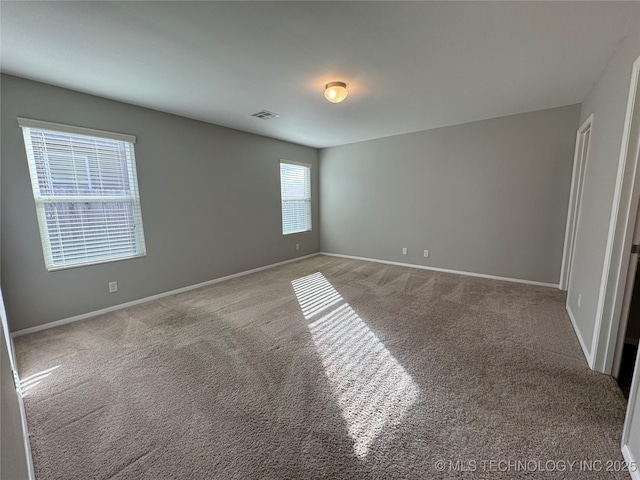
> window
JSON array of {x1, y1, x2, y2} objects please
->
[
  {"x1": 280, "y1": 161, "x2": 311, "y2": 235},
  {"x1": 18, "y1": 118, "x2": 146, "y2": 271}
]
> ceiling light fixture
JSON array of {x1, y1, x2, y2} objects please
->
[{"x1": 324, "y1": 82, "x2": 348, "y2": 103}]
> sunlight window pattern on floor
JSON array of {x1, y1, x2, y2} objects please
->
[
  {"x1": 292, "y1": 272, "x2": 419, "y2": 458},
  {"x1": 19, "y1": 365, "x2": 60, "y2": 396}
]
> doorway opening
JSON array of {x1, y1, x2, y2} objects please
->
[{"x1": 617, "y1": 268, "x2": 640, "y2": 398}]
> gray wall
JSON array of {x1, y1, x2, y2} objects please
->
[
  {"x1": 1, "y1": 74, "x2": 319, "y2": 332},
  {"x1": 567, "y1": 19, "x2": 640, "y2": 364},
  {"x1": 319, "y1": 105, "x2": 580, "y2": 285}
]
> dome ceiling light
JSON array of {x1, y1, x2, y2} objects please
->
[{"x1": 324, "y1": 82, "x2": 348, "y2": 103}]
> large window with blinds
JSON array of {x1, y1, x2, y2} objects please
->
[
  {"x1": 280, "y1": 161, "x2": 311, "y2": 235},
  {"x1": 18, "y1": 118, "x2": 146, "y2": 271}
]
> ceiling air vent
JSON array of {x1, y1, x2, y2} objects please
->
[{"x1": 251, "y1": 109, "x2": 280, "y2": 120}]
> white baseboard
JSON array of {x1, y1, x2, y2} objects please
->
[
  {"x1": 11, "y1": 253, "x2": 319, "y2": 338},
  {"x1": 11, "y1": 251, "x2": 560, "y2": 337},
  {"x1": 566, "y1": 304, "x2": 594, "y2": 368},
  {"x1": 622, "y1": 444, "x2": 640, "y2": 480},
  {"x1": 319, "y1": 252, "x2": 559, "y2": 288}
]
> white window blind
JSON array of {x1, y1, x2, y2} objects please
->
[
  {"x1": 280, "y1": 161, "x2": 311, "y2": 235},
  {"x1": 18, "y1": 118, "x2": 146, "y2": 271}
]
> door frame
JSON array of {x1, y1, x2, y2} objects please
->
[
  {"x1": 592, "y1": 54, "x2": 640, "y2": 375},
  {"x1": 560, "y1": 114, "x2": 594, "y2": 291},
  {"x1": 0, "y1": 287, "x2": 36, "y2": 479}
]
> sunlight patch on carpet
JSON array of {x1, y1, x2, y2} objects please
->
[
  {"x1": 292, "y1": 272, "x2": 419, "y2": 458},
  {"x1": 20, "y1": 365, "x2": 61, "y2": 396}
]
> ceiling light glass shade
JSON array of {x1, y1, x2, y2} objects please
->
[{"x1": 324, "y1": 82, "x2": 348, "y2": 103}]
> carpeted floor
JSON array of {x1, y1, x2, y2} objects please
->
[{"x1": 14, "y1": 255, "x2": 629, "y2": 479}]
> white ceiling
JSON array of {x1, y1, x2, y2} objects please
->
[{"x1": 1, "y1": 1, "x2": 639, "y2": 149}]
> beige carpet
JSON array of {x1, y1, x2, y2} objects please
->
[{"x1": 14, "y1": 255, "x2": 629, "y2": 479}]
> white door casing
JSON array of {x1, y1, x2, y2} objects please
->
[
  {"x1": 608, "y1": 53, "x2": 640, "y2": 477},
  {"x1": 0, "y1": 287, "x2": 35, "y2": 479},
  {"x1": 560, "y1": 115, "x2": 594, "y2": 292},
  {"x1": 593, "y1": 55, "x2": 640, "y2": 375}
]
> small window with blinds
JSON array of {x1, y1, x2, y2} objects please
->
[
  {"x1": 280, "y1": 161, "x2": 311, "y2": 235},
  {"x1": 18, "y1": 118, "x2": 146, "y2": 271}
]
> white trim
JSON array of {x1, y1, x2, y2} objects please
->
[
  {"x1": 18, "y1": 396, "x2": 36, "y2": 480},
  {"x1": 17, "y1": 117, "x2": 136, "y2": 143},
  {"x1": 592, "y1": 55, "x2": 640, "y2": 374},
  {"x1": 559, "y1": 130, "x2": 581, "y2": 291},
  {"x1": 280, "y1": 159, "x2": 312, "y2": 168},
  {"x1": 622, "y1": 445, "x2": 640, "y2": 480},
  {"x1": 560, "y1": 114, "x2": 594, "y2": 291},
  {"x1": 12, "y1": 253, "x2": 319, "y2": 338},
  {"x1": 566, "y1": 304, "x2": 594, "y2": 368},
  {"x1": 319, "y1": 252, "x2": 559, "y2": 288},
  {"x1": 1, "y1": 285, "x2": 35, "y2": 480},
  {"x1": 16, "y1": 391, "x2": 35, "y2": 480}
]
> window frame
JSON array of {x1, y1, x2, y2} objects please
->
[
  {"x1": 280, "y1": 160, "x2": 312, "y2": 236},
  {"x1": 18, "y1": 117, "x2": 147, "y2": 271}
]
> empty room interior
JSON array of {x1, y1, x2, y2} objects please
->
[{"x1": 2, "y1": 1, "x2": 640, "y2": 479}]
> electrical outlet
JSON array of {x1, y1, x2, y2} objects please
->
[
  {"x1": 424, "y1": 250, "x2": 429, "y2": 258},
  {"x1": 296, "y1": 243, "x2": 300, "y2": 251},
  {"x1": 402, "y1": 247, "x2": 407, "y2": 255},
  {"x1": 109, "y1": 281, "x2": 118, "y2": 293},
  {"x1": 577, "y1": 294, "x2": 582, "y2": 308}
]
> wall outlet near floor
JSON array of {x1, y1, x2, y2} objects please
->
[
  {"x1": 424, "y1": 250, "x2": 429, "y2": 258},
  {"x1": 109, "y1": 281, "x2": 118, "y2": 293},
  {"x1": 296, "y1": 243, "x2": 300, "y2": 251},
  {"x1": 402, "y1": 247, "x2": 408, "y2": 255},
  {"x1": 577, "y1": 294, "x2": 582, "y2": 308}
]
